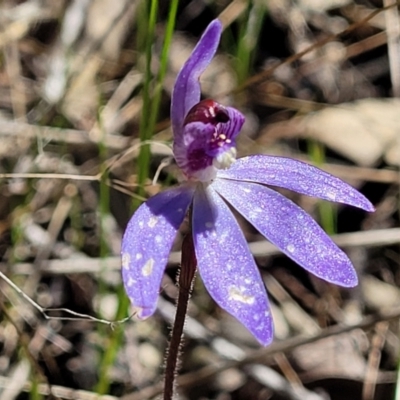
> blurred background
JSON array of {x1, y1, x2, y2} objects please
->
[{"x1": 0, "y1": 0, "x2": 399, "y2": 399}]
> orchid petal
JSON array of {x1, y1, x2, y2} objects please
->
[
  {"x1": 218, "y1": 155, "x2": 374, "y2": 212},
  {"x1": 171, "y1": 19, "x2": 222, "y2": 138},
  {"x1": 214, "y1": 179, "x2": 358, "y2": 287},
  {"x1": 121, "y1": 186, "x2": 194, "y2": 318},
  {"x1": 192, "y1": 184, "x2": 273, "y2": 345}
]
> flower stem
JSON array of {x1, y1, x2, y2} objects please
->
[{"x1": 163, "y1": 232, "x2": 197, "y2": 400}]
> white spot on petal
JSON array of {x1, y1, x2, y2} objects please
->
[
  {"x1": 315, "y1": 245, "x2": 323, "y2": 254},
  {"x1": 249, "y1": 211, "x2": 259, "y2": 219},
  {"x1": 228, "y1": 286, "x2": 255, "y2": 305},
  {"x1": 122, "y1": 253, "x2": 131, "y2": 269},
  {"x1": 286, "y1": 244, "x2": 295, "y2": 253},
  {"x1": 155, "y1": 235, "x2": 163, "y2": 243},
  {"x1": 250, "y1": 207, "x2": 262, "y2": 220},
  {"x1": 219, "y1": 232, "x2": 229, "y2": 242},
  {"x1": 142, "y1": 258, "x2": 155, "y2": 276},
  {"x1": 136, "y1": 253, "x2": 143, "y2": 260},
  {"x1": 148, "y1": 216, "x2": 158, "y2": 228},
  {"x1": 127, "y1": 276, "x2": 137, "y2": 287},
  {"x1": 326, "y1": 191, "x2": 336, "y2": 201},
  {"x1": 205, "y1": 221, "x2": 214, "y2": 229}
]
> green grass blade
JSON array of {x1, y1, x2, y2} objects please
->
[
  {"x1": 136, "y1": 0, "x2": 159, "y2": 199},
  {"x1": 308, "y1": 140, "x2": 337, "y2": 235},
  {"x1": 236, "y1": 0, "x2": 266, "y2": 84}
]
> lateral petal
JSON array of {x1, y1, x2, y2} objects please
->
[
  {"x1": 121, "y1": 186, "x2": 194, "y2": 319},
  {"x1": 214, "y1": 179, "x2": 358, "y2": 287},
  {"x1": 218, "y1": 155, "x2": 374, "y2": 211},
  {"x1": 171, "y1": 19, "x2": 222, "y2": 139},
  {"x1": 192, "y1": 184, "x2": 273, "y2": 345}
]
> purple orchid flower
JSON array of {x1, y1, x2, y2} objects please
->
[{"x1": 121, "y1": 19, "x2": 374, "y2": 345}]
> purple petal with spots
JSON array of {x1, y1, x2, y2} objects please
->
[
  {"x1": 192, "y1": 184, "x2": 273, "y2": 345},
  {"x1": 214, "y1": 179, "x2": 358, "y2": 287},
  {"x1": 171, "y1": 19, "x2": 222, "y2": 139},
  {"x1": 218, "y1": 155, "x2": 374, "y2": 212},
  {"x1": 121, "y1": 186, "x2": 194, "y2": 319}
]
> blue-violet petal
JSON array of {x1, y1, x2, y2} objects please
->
[
  {"x1": 218, "y1": 155, "x2": 374, "y2": 212},
  {"x1": 214, "y1": 178, "x2": 358, "y2": 287},
  {"x1": 121, "y1": 186, "x2": 194, "y2": 318},
  {"x1": 171, "y1": 20, "x2": 222, "y2": 138},
  {"x1": 192, "y1": 184, "x2": 273, "y2": 345}
]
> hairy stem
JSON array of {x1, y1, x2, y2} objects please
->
[{"x1": 163, "y1": 232, "x2": 196, "y2": 400}]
